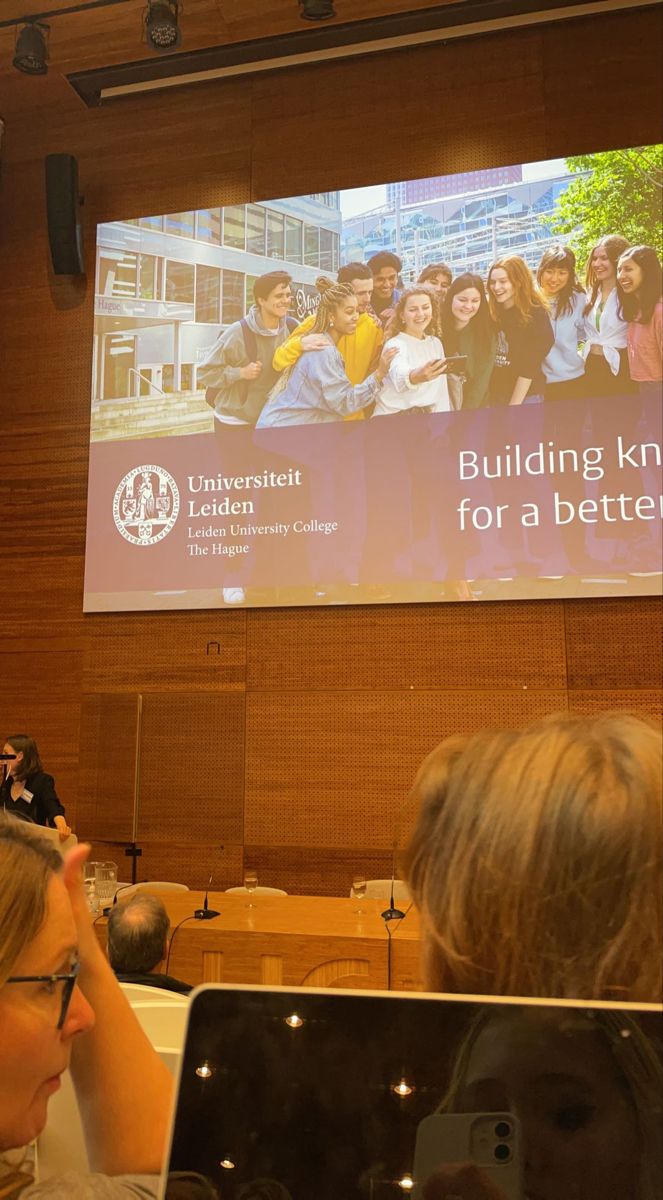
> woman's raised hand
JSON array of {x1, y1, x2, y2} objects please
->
[{"x1": 375, "y1": 344, "x2": 400, "y2": 381}]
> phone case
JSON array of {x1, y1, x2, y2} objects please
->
[{"x1": 412, "y1": 1111, "x2": 522, "y2": 1198}]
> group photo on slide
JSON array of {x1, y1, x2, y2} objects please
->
[{"x1": 85, "y1": 144, "x2": 662, "y2": 613}]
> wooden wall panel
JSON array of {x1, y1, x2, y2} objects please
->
[
  {"x1": 251, "y1": 30, "x2": 548, "y2": 200},
  {"x1": 0, "y1": 8, "x2": 661, "y2": 895},
  {"x1": 77, "y1": 693, "x2": 140, "y2": 842},
  {"x1": 246, "y1": 600, "x2": 566, "y2": 691},
  {"x1": 568, "y1": 690, "x2": 662, "y2": 726},
  {"x1": 82, "y1": 611, "x2": 247, "y2": 691},
  {"x1": 564, "y1": 597, "x2": 663, "y2": 689},
  {"x1": 137, "y1": 692, "x2": 245, "y2": 844},
  {"x1": 85, "y1": 839, "x2": 244, "y2": 891},
  {"x1": 0, "y1": 556, "x2": 83, "y2": 652},
  {"x1": 244, "y1": 846, "x2": 395, "y2": 899},
  {"x1": 245, "y1": 689, "x2": 568, "y2": 849}
]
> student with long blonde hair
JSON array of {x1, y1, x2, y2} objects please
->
[
  {"x1": 487, "y1": 254, "x2": 554, "y2": 405},
  {"x1": 403, "y1": 711, "x2": 662, "y2": 1002}
]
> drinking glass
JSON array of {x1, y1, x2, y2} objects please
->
[
  {"x1": 244, "y1": 870, "x2": 258, "y2": 908},
  {"x1": 83, "y1": 862, "x2": 99, "y2": 913},
  {"x1": 94, "y1": 861, "x2": 118, "y2": 911},
  {"x1": 351, "y1": 875, "x2": 367, "y2": 915}
]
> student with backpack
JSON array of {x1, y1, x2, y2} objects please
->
[
  {"x1": 197, "y1": 271, "x2": 299, "y2": 604},
  {"x1": 198, "y1": 271, "x2": 298, "y2": 426}
]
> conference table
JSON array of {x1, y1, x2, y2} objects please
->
[{"x1": 97, "y1": 890, "x2": 424, "y2": 992}]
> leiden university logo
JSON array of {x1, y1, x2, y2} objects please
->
[{"x1": 113, "y1": 465, "x2": 180, "y2": 546}]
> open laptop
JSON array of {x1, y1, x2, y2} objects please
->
[{"x1": 160, "y1": 984, "x2": 662, "y2": 1200}]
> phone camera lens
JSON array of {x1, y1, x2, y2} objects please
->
[
  {"x1": 494, "y1": 1120, "x2": 511, "y2": 1139},
  {"x1": 494, "y1": 1143, "x2": 512, "y2": 1162}
]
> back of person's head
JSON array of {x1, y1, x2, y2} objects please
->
[
  {"x1": 3, "y1": 734, "x2": 42, "y2": 782},
  {"x1": 107, "y1": 893, "x2": 170, "y2": 975},
  {"x1": 403, "y1": 713, "x2": 662, "y2": 1001},
  {"x1": 0, "y1": 815, "x2": 62, "y2": 987}
]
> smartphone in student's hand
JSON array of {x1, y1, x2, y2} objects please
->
[
  {"x1": 412, "y1": 1112, "x2": 522, "y2": 1198},
  {"x1": 441, "y1": 354, "x2": 469, "y2": 371}
]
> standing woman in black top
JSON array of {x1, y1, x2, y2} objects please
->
[
  {"x1": 1, "y1": 733, "x2": 71, "y2": 840},
  {"x1": 487, "y1": 255, "x2": 554, "y2": 404}
]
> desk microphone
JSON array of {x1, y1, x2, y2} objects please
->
[
  {"x1": 381, "y1": 852, "x2": 406, "y2": 922},
  {"x1": 194, "y1": 845, "x2": 224, "y2": 920},
  {"x1": 112, "y1": 881, "x2": 137, "y2": 907}
]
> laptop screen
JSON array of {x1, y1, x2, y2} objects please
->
[{"x1": 162, "y1": 985, "x2": 662, "y2": 1200}]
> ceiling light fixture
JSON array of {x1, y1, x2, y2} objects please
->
[
  {"x1": 145, "y1": 0, "x2": 181, "y2": 53},
  {"x1": 13, "y1": 22, "x2": 49, "y2": 75},
  {"x1": 299, "y1": 0, "x2": 336, "y2": 20}
]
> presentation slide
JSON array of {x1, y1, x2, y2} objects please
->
[{"x1": 83, "y1": 144, "x2": 662, "y2": 610}]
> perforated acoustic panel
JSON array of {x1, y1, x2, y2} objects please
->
[
  {"x1": 565, "y1": 597, "x2": 663, "y2": 689},
  {"x1": 137, "y1": 691, "x2": 245, "y2": 844},
  {"x1": 245, "y1": 688, "x2": 568, "y2": 850},
  {"x1": 244, "y1": 846, "x2": 395, "y2": 899},
  {"x1": 78, "y1": 693, "x2": 140, "y2": 843},
  {"x1": 246, "y1": 600, "x2": 567, "y2": 692}
]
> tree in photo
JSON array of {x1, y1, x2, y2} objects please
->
[{"x1": 546, "y1": 145, "x2": 663, "y2": 269}]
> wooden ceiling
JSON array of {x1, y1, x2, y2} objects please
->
[
  {"x1": 0, "y1": 0, "x2": 656, "y2": 118},
  {"x1": 0, "y1": 0, "x2": 453, "y2": 75}
]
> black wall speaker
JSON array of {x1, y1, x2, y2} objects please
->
[{"x1": 45, "y1": 153, "x2": 85, "y2": 275}]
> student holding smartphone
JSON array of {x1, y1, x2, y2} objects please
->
[
  {"x1": 440, "y1": 274, "x2": 497, "y2": 409},
  {"x1": 372, "y1": 286, "x2": 452, "y2": 416}
]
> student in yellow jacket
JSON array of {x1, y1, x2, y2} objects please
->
[{"x1": 273, "y1": 263, "x2": 383, "y2": 417}]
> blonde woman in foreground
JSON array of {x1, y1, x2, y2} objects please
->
[
  {"x1": 403, "y1": 712, "x2": 662, "y2": 1200},
  {"x1": 404, "y1": 711, "x2": 662, "y2": 1002},
  {"x1": 0, "y1": 815, "x2": 173, "y2": 1198}
]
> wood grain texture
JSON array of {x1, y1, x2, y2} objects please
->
[
  {"x1": 564, "y1": 597, "x2": 663, "y2": 690},
  {"x1": 0, "y1": 8, "x2": 661, "y2": 897},
  {"x1": 247, "y1": 600, "x2": 567, "y2": 691},
  {"x1": 245, "y1": 689, "x2": 569, "y2": 849}
]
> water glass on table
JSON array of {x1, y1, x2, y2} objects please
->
[
  {"x1": 244, "y1": 870, "x2": 258, "y2": 907},
  {"x1": 94, "y1": 861, "x2": 118, "y2": 912},
  {"x1": 83, "y1": 862, "x2": 99, "y2": 913},
  {"x1": 351, "y1": 874, "x2": 367, "y2": 915}
]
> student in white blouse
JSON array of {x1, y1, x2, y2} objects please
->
[
  {"x1": 581, "y1": 234, "x2": 637, "y2": 396},
  {"x1": 372, "y1": 286, "x2": 452, "y2": 417}
]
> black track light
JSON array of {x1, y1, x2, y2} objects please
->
[
  {"x1": 145, "y1": 0, "x2": 181, "y2": 53},
  {"x1": 300, "y1": 0, "x2": 336, "y2": 20},
  {"x1": 13, "y1": 22, "x2": 49, "y2": 76}
]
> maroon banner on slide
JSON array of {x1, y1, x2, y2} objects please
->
[{"x1": 83, "y1": 393, "x2": 662, "y2": 609}]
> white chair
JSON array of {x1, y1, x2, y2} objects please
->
[
  {"x1": 350, "y1": 879, "x2": 411, "y2": 903},
  {"x1": 116, "y1": 880, "x2": 190, "y2": 899},
  {"x1": 32, "y1": 826, "x2": 78, "y2": 857},
  {"x1": 225, "y1": 885, "x2": 288, "y2": 896},
  {"x1": 36, "y1": 1027, "x2": 183, "y2": 1181},
  {"x1": 119, "y1": 980, "x2": 189, "y2": 1005},
  {"x1": 36, "y1": 1069, "x2": 88, "y2": 1179},
  {"x1": 131, "y1": 1001, "x2": 189, "y2": 1049}
]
